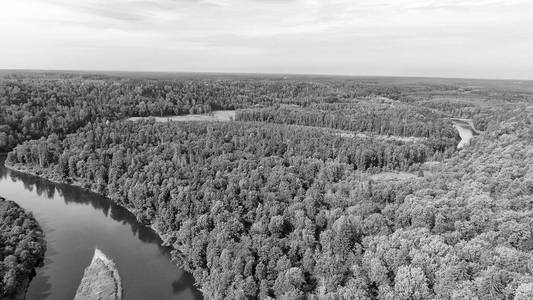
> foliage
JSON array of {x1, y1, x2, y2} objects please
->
[
  {"x1": 0, "y1": 75, "x2": 410, "y2": 152},
  {"x1": 3, "y1": 73, "x2": 533, "y2": 299},
  {"x1": 6, "y1": 110, "x2": 533, "y2": 298},
  {"x1": 0, "y1": 197, "x2": 46, "y2": 298}
]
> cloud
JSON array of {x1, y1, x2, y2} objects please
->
[
  {"x1": 0, "y1": 0, "x2": 533, "y2": 78},
  {"x1": 46, "y1": 0, "x2": 174, "y2": 22}
]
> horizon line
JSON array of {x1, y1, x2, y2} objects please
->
[{"x1": 1, "y1": 68, "x2": 532, "y2": 82}]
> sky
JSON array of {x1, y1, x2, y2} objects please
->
[{"x1": 1, "y1": 0, "x2": 532, "y2": 79}]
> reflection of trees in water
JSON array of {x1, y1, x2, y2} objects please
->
[
  {"x1": 1, "y1": 157, "x2": 54, "y2": 299},
  {"x1": 58, "y1": 187, "x2": 164, "y2": 246},
  {"x1": 27, "y1": 254, "x2": 54, "y2": 299},
  {"x1": 0, "y1": 158, "x2": 57, "y2": 199},
  {"x1": 1, "y1": 159, "x2": 202, "y2": 299},
  {"x1": 2, "y1": 158, "x2": 163, "y2": 246},
  {"x1": 0, "y1": 158, "x2": 7, "y2": 179}
]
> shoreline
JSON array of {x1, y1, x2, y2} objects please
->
[
  {"x1": 3, "y1": 162, "x2": 190, "y2": 280},
  {"x1": 0, "y1": 278, "x2": 29, "y2": 300},
  {"x1": 75, "y1": 248, "x2": 122, "y2": 300},
  {"x1": 4, "y1": 161, "x2": 167, "y2": 236}
]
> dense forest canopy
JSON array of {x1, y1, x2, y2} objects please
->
[
  {"x1": 0, "y1": 74, "x2": 407, "y2": 152},
  {"x1": 2, "y1": 72, "x2": 533, "y2": 299},
  {"x1": 1, "y1": 72, "x2": 522, "y2": 152},
  {"x1": 0, "y1": 196, "x2": 46, "y2": 299}
]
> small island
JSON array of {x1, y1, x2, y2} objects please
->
[
  {"x1": 74, "y1": 248, "x2": 122, "y2": 300},
  {"x1": 0, "y1": 196, "x2": 46, "y2": 300}
]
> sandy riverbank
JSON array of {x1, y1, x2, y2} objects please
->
[{"x1": 74, "y1": 248, "x2": 122, "y2": 300}]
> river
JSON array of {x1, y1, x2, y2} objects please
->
[
  {"x1": 0, "y1": 156, "x2": 203, "y2": 300},
  {"x1": 450, "y1": 118, "x2": 477, "y2": 149}
]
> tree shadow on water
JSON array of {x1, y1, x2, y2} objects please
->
[
  {"x1": 1, "y1": 157, "x2": 203, "y2": 299},
  {"x1": 172, "y1": 271, "x2": 204, "y2": 300}
]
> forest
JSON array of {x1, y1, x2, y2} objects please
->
[
  {"x1": 0, "y1": 74, "x2": 408, "y2": 152},
  {"x1": 2, "y1": 72, "x2": 533, "y2": 299},
  {"x1": 1, "y1": 73, "x2": 510, "y2": 153},
  {"x1": 234, "y1": 104, "x2": 459, "y2": 153},
  {"x1": 0, "y1": 196, "x2": 46, "y2": 299}
]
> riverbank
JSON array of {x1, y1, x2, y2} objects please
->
[
  {"x1": 5, "y1": 162, "x2": 165, "y2": 237},
  {"x1": 75, "y1": 249, "x2": 122, "y2": 300},
  {"x1": 4, "y1": 161, "x2": 196, "y2": 293},
  {"x1": 1, "y1": 156, "x2": 202, "y2": 299},
  {"x1": 4, "y1": 161, "x2": 96, "y2": 204},
  {"x1": 0, "y1": 279, "x2": 28, "y2": 300}
]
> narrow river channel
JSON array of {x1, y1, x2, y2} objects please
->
[{"x1": 0, "y1": 156, "x2": 203, "y2": 300}]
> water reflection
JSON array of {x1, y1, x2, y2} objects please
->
[
  {"x1": 6, "y1": 166, "x2": 163, "y2": 247},
  {"x1": 0, "y1": 156, "x2": 202, "y2": 300}
]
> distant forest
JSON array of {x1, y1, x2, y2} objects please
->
[
  {"x1": 3, "y1": 73, "x2": 533, "y2": 299},
  {"x1": 0, "y1": 74, "x2": 510, "y2": 152}
]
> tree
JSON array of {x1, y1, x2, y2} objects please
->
[
  {"x1": 515, "y1": 283, "x2": 533, "y2": 300},
  {"x1": 393, "y1": 266, "x2": 431, "y2": 300}
]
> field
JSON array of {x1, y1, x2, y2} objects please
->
[{"x1": 127, "y1": 110, "x2": 236, "y2": 122}]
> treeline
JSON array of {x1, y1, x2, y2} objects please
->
[
  {"x1": 236, "y1": 104, "x2": 456, "y2": 138},
  {"x1": 0, "y1": 196, "x2": 46, "y2": 298},
  {"x1": 0, "y1": 76, "x2": 410, "y2": 152},
  {"x1": 7, "y1": 120, "x2": 447, "y2": 179},
  {"x1": 235, "y1": 104, "x2": 459, "y2": 152},
  {"x1": 2, "y1": 73, "x2": 501, "y2": 153},
  {"x1": 7, "y1": 116, "x2": 533, "y2": 299},
  {"x1": 414, "y1": 98, "x2": 528, "y2": 131}
]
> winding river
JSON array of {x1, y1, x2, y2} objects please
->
[
  {"x1": 450, "y1": 118, "x2": 478, "y2": 149},
  {"x1": 0, "y1": 156, "x2": 203, "y2": 300}
]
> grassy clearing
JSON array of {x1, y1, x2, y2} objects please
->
[{"x1": 127, "y1": 110, "x2": 236, "y2": 122}]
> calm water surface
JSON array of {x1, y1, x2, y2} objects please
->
[{"x1": 0, "y1": 156, "x2": 203, "y2": 300}]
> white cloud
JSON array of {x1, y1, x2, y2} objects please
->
[{"x1": 0, "y1": 0, "x2": 532, "y2": 78}]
